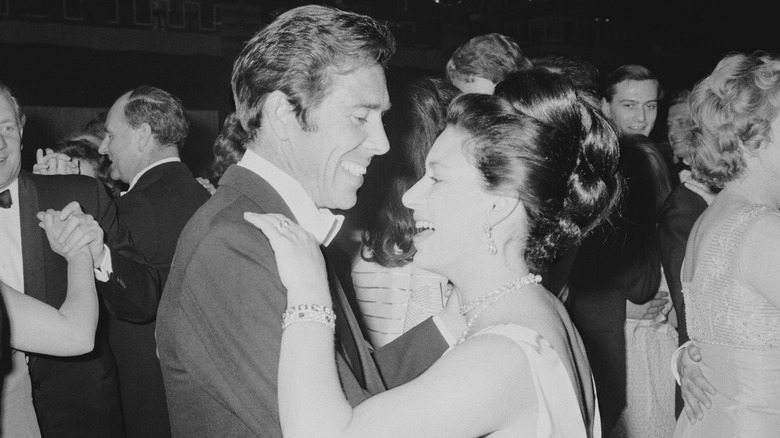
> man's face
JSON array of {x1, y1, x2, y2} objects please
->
[
  {"x1": 602, "y1": 79, "x2": 659, "y2": 137},
  {"x1": 0, "y1": 94, "x2": 23, "y2": 191},
  {"x1": 667, "y1": 102, "x2": 694, "y2": 161},
  {"x1": 285, "y1": 64, "x2": 391, "y2": 210},
  {"x1": 99, "y1": 93, "x2": 142, "y2": 184}
]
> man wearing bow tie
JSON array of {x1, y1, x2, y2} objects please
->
[
  {"x1": 155, "y1": 6, "x2": 455, "y2": 437},
  {"x1": 0, "y1": 82, "x2": 159, "y2": 437}
]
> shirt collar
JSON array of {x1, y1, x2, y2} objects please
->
[
  {"x1": 238, "y1": 149, "x2": 344, "y2": 246},
  {"x1": 125, "y1": 157, "x2": 181, "y2": 194}
]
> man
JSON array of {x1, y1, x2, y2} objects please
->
[
  {"x1": 156, "y1": 5, "x2": 452, "y2": 437},
  {"x1": 568, "y1": 64, "x2": 672, "y2": 433},
  {"x1": 658, "y1": 88, "x2": 719, "y2": 417},
  {"x1": 445, "y1": 33, "x2": 532, "y2": 94},
  {"x1": 600, "y1": 64, "x2": 661, "y2": 137},
  {"x1": 98, "y1": 86, "x2": 211, "y2": 438},
  {"x1": 0, "y1": 82, "x2": 159, "y2": 437}
]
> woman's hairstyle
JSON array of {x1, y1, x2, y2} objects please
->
[
  {"x1": 452, "y1": 68, "x2": 622, "y2": 272},
  {"x1": 52, "y1": 137, "x2": 122, "y2": 198},
  {"x1": 210, "y1": 113, "x2": 248, "y2": 180},
  {"x1": 689, "y1": 51, "x2": 780, "y2": 187},
  {"x1": 362, "y1": 77, "x2": 460, "y2": 268},
  {"x1": 619, "y1": 133, "x2": 674, "y2": 222},
  {"x1": 445, "y1": 33, "x2": 532, "y2": 86}
]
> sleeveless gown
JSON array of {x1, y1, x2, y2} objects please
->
[
  {"x1": 673, "y1": 204, "x2": 780, "y2": 437},
  {"x1": 0, "y1": 350, "x2": 41, "y2": 437},
  {"x1": 450, "y1": 323, "x2": 601, "y2": 438}
]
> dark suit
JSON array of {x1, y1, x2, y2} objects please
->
[
  {"x1": 566, "y1": 137, "x2": 669, "y2": 433},
  {"x1": 658, "y1": 182, "x2": 707, "y2": 416},
  {"x1": 156, "y1": 165, "x2": 448, "y2": 437},
  {"x1": 17, "y1": 170, "x2": 160, "y2": 438},
  {"x1": 110, "y1": 162, "x2": 210, "y2": 438}
]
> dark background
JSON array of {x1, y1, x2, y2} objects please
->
[{"x1": 1, "y1": 0, "x2": 775, "y2": 177}]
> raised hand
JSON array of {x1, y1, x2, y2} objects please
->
[
  {"x1": 243, "y1": 212, "x2": 330, "y2": 307},
  {"x1": 48, "y1": 202, "x2": 105, "y2": 267},
  {"x1": 33, "y1": 148, "x2": 79, "y2": 176},
  {"x1": 37, "y1": 208, "x2": 91, "y2": 261}
]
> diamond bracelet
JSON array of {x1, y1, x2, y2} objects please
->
[{"x1": 281, "y1": 304, "x2": 336, "y2": 331}]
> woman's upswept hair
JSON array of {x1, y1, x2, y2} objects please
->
[
  {"x1": 362, "y1": 77, "x2": 459, "y2": 268},
  {"x1": 689, "y1": 51, "x2": 780, "y2": 187},
  {"x1": 210, "y1": 113, "x2": 248, "y2": 180},
  {"x1": 452, "y1": 68, "x2": 623, "y2": 272}
]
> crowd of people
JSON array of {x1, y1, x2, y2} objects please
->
[{"x1": 0, "y1": 4, "x2": 778, "y2": 438}]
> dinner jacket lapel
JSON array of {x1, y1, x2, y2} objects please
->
[
  {"x1": 324, "y1": 251, "x2": 385, "y2": 394},
  {"x1": 18, "y1": 172, "x2": 46, "y2": 304}
]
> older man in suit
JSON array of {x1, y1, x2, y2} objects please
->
[
  {"x1": 98, "y1": 85, "x2": 211, "y2": 438},
  {"x1": 156, "y1": 5, "x2": 454, "y2": 437},
  {"x1": 0, "y1": 82, "x2": 159, "y2": 437}
]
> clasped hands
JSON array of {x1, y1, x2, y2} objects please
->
[{"x1": 37, "y1": 201, "x2": 105, "y2": 266}]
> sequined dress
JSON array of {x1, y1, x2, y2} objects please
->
[{"x1": 673, "y1": 204, "x2": 780, "y2": 437}]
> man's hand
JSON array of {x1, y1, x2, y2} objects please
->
[
  {"x1": 54, "y1": 201, "x2": 106, "y2": 268},
  {"x1": 33, "y1": 148, "x2": 78, "y2": 176},
  {"x1": 626, "y1": 291, "x2": 669, "y2": 320},
  {"x1": 678, "y1": 343, "x2": 716, "y2": 424}
]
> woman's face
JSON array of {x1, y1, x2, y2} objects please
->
[{"x1": 402, "y1": 126, "x2": 495, "y2": 277}]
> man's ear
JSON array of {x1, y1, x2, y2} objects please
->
[
  {"x1": 600, "y1": 97, "x2": 611, "y2": 118},
  {"x1": 135, "y1": 122, "x2": 153, "y2": 151},
  {"x1": 263, "y1": 90, "x2": 296, "y2": 142}
]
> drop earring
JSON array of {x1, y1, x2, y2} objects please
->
[{"x1": 484, "y1": 223, "x2": 497, "y2": 255}]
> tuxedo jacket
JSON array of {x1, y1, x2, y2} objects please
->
[
  {"x1": 658, "y1": 183, "x2": 707, "y2": 417},
  {"x1": 17, "y1": 170, "x2": 159, "y2": 438},
  {"x1": 566, "y1": 139, "x2": 667, "y2": 433},
  {"x1": 109, "y1": 162, "x2": 210, "y2": 438},
  {"x1": 157, "y1": 165, "x2": 448, "y2": 438}
]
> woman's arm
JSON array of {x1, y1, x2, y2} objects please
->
[
  {"x1": 246, "y1": 213, "x2": 526, "y2": 438},
  {"x1": 2, "y1": 209, "x2": 99, "y2": 356}
]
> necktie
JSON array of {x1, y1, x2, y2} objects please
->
[{"x1": 0, "y1": 189, "x2": 11, "y2": 208}]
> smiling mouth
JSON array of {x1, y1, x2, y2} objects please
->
[
  {"x1": 341, "y1": 161, "x2": 367, "y2": 177},
  {"x1": 414, "y1": 220, "x2": 435, "y2": 234}
]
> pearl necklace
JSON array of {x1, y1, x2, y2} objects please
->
[{"x1": 456, "y1": 273, "x2": 542, "y2": 345}]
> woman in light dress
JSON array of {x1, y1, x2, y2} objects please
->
[
  {"x1": 245, "y1": 68, "x2": 622, "y2": 437},
  {"x1": 673, "y1": 51, "x2": 780, "y2": 437},
  {"x1": 1, "y1": 206, "x2": 101, "y2": 438}
]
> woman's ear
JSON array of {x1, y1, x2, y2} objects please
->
[
  {"x1": 487, "y1": 194, "x2": 522, "y2": 229},
  {"x1": 262, "y1": 90, "x2": 296, "y2": 141}
]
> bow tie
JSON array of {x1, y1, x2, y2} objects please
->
[{"x1": 0, "y1": 189, "x2": 11, "y2": 209}]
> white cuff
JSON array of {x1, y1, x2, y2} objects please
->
[
  {"x1": 671, "y1": 340, "x2": 694, "y2": 385},
  {"x1": 93, "y1": 244, "x2": 113, "y2": 282},
  {"x1": 432, "y1": 314, "x2": 457, "y2": 347}
]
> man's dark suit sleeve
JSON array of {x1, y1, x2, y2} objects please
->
[
  {"x1": 658, "y1": 186, "x2": 707, "y2": 344},
  {"x1": 90, "y1": 178, "x2": 161, "y2": 322},
  {"x1": 373, "y1": 317, "x2": 449, "y2": 389}
]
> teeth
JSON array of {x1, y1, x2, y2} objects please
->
[
  {"x1": 342, "y1": 162, "x2": 366, "y2": 177},
  {"x1": 415, "y1": 220, "x2": 435, "y2": 231}
]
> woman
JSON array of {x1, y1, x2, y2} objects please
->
[
  {"x1": 351, "y1": 77, "x2": 458, "y2": 347},
  {"x1": 673, "y1": 52, "x2": 780, "y2": 437},
  {"x1": 246, "y1": 68, "x2": 622, "y2": 437},
  {"x1": 33, "y1": 136, "x2": 123, "y2": 198},
  {"x1": 1, "y1": 207, "x2": 101, "y2": 437}
]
